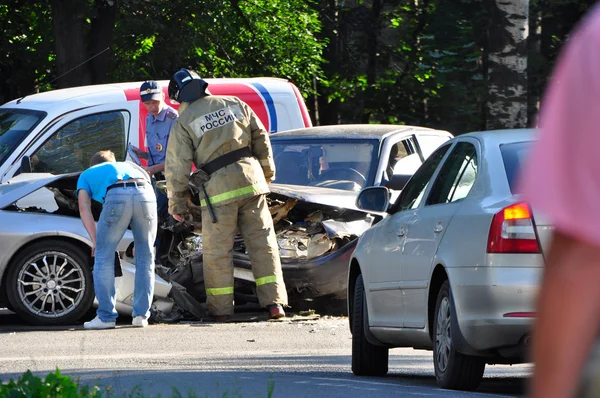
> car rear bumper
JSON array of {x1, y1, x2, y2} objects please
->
[{"x1": 447, "y1": 264, "x2": 542, "y2": 356}]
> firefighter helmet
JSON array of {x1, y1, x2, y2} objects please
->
[{"x1": 168, "y1": 68, "x2": 208, "y2": 103}]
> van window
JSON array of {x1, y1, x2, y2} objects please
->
[
  {"x1": 0, "y1": 109, "x2": 46, "y2": 168},
  {"x1": 31, "y1": 111, "x2": 129, "y2": 174}
]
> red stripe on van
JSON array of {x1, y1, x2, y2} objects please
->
[
  {"x1": 291, "y1": 82, "x2": 312, "y2": 127},
  {"x1": 124, "y1": 88, "x2": 148, "y2": 162},
  {"x1": 207, "y1": 83, "x2": 270, "y2": 131}
]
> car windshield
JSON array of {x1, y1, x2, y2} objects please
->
[
  {"x1": 0, "y1": 108, "x2": 46, "y2": 167},
  {"x1": 500, "y1": 141, "x2": 532, "y2": 194},
  {"x1": 270, "y1": 139, "x2": 378, "y2": 191}
]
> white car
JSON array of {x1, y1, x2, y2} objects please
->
[{"x1": 0, "y1": 173, "x2": 172, "y2": 325}]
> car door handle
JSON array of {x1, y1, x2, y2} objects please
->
[
  {"x1": 434, "y1": 223, "x2": 443, "y2": 233},
  {"x1": 397, "y1": 226, "x2": 406, "y2": 237}
]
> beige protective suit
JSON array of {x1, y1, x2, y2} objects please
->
[{"x1": 165, "y1": 95, "x2": 288, "y2": 316}]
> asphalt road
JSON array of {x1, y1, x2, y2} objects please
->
[{"x1": 0, "y1": 309, "x2": 529, "y2": 397}]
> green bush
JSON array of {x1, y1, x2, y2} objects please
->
[
  {"x1": 1, "y1": 369, "x2": 276, "y2": 398},
  {"x1": 0, "y1": 368, "x2": 103, "y2": 397}
]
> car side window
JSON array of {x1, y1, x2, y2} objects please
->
[
  {"x1": 426, "y1": 142, "x2": 478, "y2": 206},
  {"x1": 31, "y1": 111, "x2": 128, "y2": 174},
  {"x1": 392, "y1": 143, "x2": 451, "y2": 213},
  {"x1": 416, "y1": 134, "x2": 451, "y2": 159},
  {"x1": 387, "y1": 137, "x2": 422, "y2": 176}
]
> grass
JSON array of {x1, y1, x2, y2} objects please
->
[{"x1": 0, "y1": 369, "x2": 276, "y2": 398}]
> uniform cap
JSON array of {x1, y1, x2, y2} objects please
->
[{"x1": 140, "y1": 81, "x2": 163, "y2": 102}]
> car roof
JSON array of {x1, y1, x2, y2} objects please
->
[
  {"x1": 461, "y1": 128, "x2": 536, "y2": 146},
  {"x1": 272, "y1": 124, "x2": 450, "y2": 140}
]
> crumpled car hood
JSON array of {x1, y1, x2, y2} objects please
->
[
  {"x1": 268, "y1": 183, "x2": 364, "y2": 212},
  {"x1": 0, "y1": 172, "x2": 79, "y2": 209}
]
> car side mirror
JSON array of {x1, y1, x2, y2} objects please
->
[
  {"x1": 20, "y1": 155, "x2": 32, "y2": 173},
  {"x1": 356, "y1": 186, "x2": 390, "y2": 213}
]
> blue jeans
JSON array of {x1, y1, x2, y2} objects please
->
[{"x1": 94, "y1": 185, "x2": 157, "y2": 322}]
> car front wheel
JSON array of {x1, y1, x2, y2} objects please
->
[
  {"x1": 433, "y1": 280, "x2": 485, "y2": 390},
  {"x1": 351, "y1": 274, "x2": 389, "y2": 376},
  {"x1": 5, "y1": 240, "x2": 94, "y2": 326}
]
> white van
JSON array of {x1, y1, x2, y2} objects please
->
[{"x1": 0, "y1": 78, "x2": 312, "y2": 182}]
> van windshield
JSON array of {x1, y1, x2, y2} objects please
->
[{"x1": 0, "y1": 109, "x2": 47, "y2": 167}]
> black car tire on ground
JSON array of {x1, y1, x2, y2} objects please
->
[
  {"x1": 433, "y1": 280, "x2": 485, "y2": 391},
  {"x1": 6, "y1": 240, "x2": 94, "y2": 326},
  {"x1": 351, "y1": 274, "x2": 389, "y2": 376}
]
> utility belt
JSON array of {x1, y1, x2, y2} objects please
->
[
  {"x1": 189, "y1": 147, "x2": 253, "y2": 224},
  {"x1": 200, "y1": 147, "x2": 253, "y2": 175}
]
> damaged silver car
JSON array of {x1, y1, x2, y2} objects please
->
[
  {"x1": 0, "y1": 173, "x2": 173, "y2": 325},
  {"x1": 155, "y1": 125, "x2": 453, "y2": 318},
  {"x1": 0, "y1": 124, "x2": 452, "y2": 325}
]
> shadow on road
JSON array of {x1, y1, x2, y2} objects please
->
[{"x1": 384, "y1": 373, "x2": 526, "y2": 396}]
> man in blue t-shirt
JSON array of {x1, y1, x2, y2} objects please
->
[{"x1": 77, "y1": 150, "x2": 157, "y2": 329}]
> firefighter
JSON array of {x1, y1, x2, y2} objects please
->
[{"x1": 164, "y1": 68, "x2": 288, "y2": 321}]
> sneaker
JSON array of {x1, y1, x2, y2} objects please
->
[
  {"x1": 268, "y1": 304, "x2": 285, "y2": 320},
  {"x1": 84, "y1": 316, "x2": 116, "y2": 330},
  {"x1": 132, "y1": 316, "x2": 149, "y2": 328}
]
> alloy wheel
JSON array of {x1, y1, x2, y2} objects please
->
[
  {"x1": 435, "y1": 296, "x2": 452, "y2": 372},
  {"x1": 16, "y1": 251, "x2": 87, "y2": 319}
]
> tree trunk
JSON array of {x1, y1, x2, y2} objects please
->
[
  {"x1": 486, "y1": 0, "x2": 529, "y2": 129},
  {"x1": 316, "y1": 0, "x2": 341, "y2": 125},
  {"x1": 88, "y1": 0, "x2": 118, "y2": 84},
  {"x1": 361, "y1": 0, "x2": 382, "y2": 123},
  {"x1": 527, "y1": 0, "x2": 542, "y2": 126},
  {"x1": 51, "y1": 0, "x2": 92, "y2": 88}
]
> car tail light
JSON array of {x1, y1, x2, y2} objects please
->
[{"x1": 487, "y1": 202, "x2": 540, "y2": 254}]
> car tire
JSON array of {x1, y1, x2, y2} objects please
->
[
  {"x1": 5, "y1": 240, "x2": 94, "y2": 326},
  {"x1": 433, "y1": 280, "x2": 485, "y2": 390},
  {"x1": 351, "y1": 274, "x2": 389, "y2": 376}
]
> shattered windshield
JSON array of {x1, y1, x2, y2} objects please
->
[
  {"x1": 0, "y1": 108, "x2": 46, "y2": 167},
  {"x1": 270, "y1": 139, "x2": 378, "y2": 191}
]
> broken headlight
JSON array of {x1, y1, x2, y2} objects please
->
[{"x1": 277, "y1": 228, "x2": 334, "y2": 260}]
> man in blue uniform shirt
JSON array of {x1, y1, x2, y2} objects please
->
[{"x1": 132, "y1": 80, "x2": 178, "y2": 222}]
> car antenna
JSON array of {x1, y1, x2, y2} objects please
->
[{"x1": 16, "y1": 47, "x2": 111, "y2": 104}]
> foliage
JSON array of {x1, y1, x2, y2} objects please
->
[
  {"x1": 0, "y1": 0, "x2": 595, "y2": 131},
  {"x1": 0, "y1": 368, "x2": 103, "y2": 397},
  {"x1": 0, "y1": 369, "x2": 277, "y2": 398},
  {"x1": 110, "y1": 0, "x2": 325, "y2": 95},
  {"x1": 0, "y1": 1, "x2": 54, "y2": 103}
]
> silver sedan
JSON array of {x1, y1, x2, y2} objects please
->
[
  {"x1": 0, "y1": 172, "x2": 172, "y2": 325},
  {"x1": 347, "y1": 129, "x2": 548, "y2": 391}
]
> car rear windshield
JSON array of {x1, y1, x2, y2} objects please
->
[
  {"x1": 500, "y1": 141, "x2": 532, "y2": 194},
  {"x1": 0, "y1": 108, "x2": 46, "y2": 167}
]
